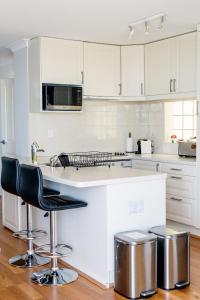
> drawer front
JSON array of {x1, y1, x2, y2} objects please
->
[
  {"x1": 111, "y1": 160, "x2": 132, "y2": 167},
  {"x1": 160, "y1": 162, "x2": 196, "y2": 177},
  {"x1": 166, "y1": 174, "x2": 196, "y2": 199},
  {"x1": 166, "y1": 196, "x2": 193, "y2": 225},
  {"x1": 133, "y1": 160, "x2": 159, "y2": 172}
]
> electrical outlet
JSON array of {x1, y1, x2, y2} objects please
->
[{"x1": 128, "y1": 199, "x2": 144, "y2": 214}]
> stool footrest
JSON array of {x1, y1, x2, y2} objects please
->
[
  {"x1": 13, "y1": 229, "x2": 47, "y2": 240},
  {"x1": 9, "y1": 252, "x2": 50, "y2": 268},
  {"x1": 35, "y1": 243, "x2": 72, "y2": 258}
]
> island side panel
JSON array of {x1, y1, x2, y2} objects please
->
[
  {"x1": 106, "y1": 177, "x2": 166, "y2": 284},
  {"x1": 33, "y1": 181, "x2": 110, "y2": 287}
]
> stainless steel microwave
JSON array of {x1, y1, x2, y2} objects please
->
[{"x1": 42, "y1": 83, "x2": 82, "y2": 111}]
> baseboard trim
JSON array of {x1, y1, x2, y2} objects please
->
[
  {"x1": 191, "y1": 234, "x2": 200, "y2": 240},
  {"x1": 59, "y1": 259, "x2": 110, "y2": 289}
]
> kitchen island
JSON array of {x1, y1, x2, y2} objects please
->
[{"x1": 2, "y1": 163, "x2": 167, "y2": 287}]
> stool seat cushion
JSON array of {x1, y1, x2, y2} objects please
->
[
  {"x1": 41, "y1": 195, "x2": 87, "y2": 211},
  {"x1": 20, "y1": 164, "x2": 87, "y2": 211},
  {"x1": 43, "y1": 187, "x2": 60, "y2": 197},
  {"x1": 1, "y1": 157, "x2": 20, "y2": 196}
]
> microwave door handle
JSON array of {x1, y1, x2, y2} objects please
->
[
  {"x1": 45, "y1": 85, "x2": 48, "y2": 108},
  {"x1": 42, "y1": 84, "x2": 48, "y2": 111}
]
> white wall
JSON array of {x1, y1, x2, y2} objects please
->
[
  {"x1": 196, "y1": 27, "x2": 200, "y2": 228},
  {"x1": 0, "y1": 49, "x2": 14, "y2": 79},
  {"x1": 13, "y1": 46, "x2": 30, "y2": 156},
  {"x1": 0, "y1": 64, "x2": 14, "y2": 79}
]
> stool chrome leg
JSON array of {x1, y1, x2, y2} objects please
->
[
  {"x1": 9, "y1": 204, "x2": 50, "y2": 268},
  {"x1": 31, "y1": 211, "x2": 78, "y2": 285}
]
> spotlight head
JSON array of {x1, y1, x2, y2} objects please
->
[{"x1": 128, "y1": 26, "x2": 135, "y2": 39}]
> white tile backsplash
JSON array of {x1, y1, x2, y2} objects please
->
[
  {"x1": 133, "y1": 102, "x2": 165, "y2": 153},
  {"x1": 29, "y1": 100, "x2": 177, "y2": 156},
  {"x1": 29, "y1": 100, "x2": 136, "y2": 155}
]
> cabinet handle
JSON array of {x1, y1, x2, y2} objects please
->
[
  {"x1": 81, "y1": 71, "x2": 84, "y2": 84},
  {"x1": 141, "y1": 83, "x2": 144, "y2": 96},
  {"x1": 170, "y1": 168, "x2": 182, "y2": 172},
  {"x1": 173, "y1": 79, "x2": 176, "y2": 92},
  {"x1": 170, "y1": 196, "x2": 183, "y2": 202},
  {"x1": 170, "y1": 79, "x2": 173, "y2": 92},
  {"x1": 118, "y1": 83, "x2": 122, "y2": 95},
  {"x1": 170, "y1": 176, "x2": 182, "y2": 180},
  {"x1": 156, "y1": 163, "x2": 159, "y2": 172},
  {"x1": 196, "y1": 101, "x2": 199, "y2": 116}
]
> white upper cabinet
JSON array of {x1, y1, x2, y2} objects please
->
[
  {"x1": 121, "y1": 45, "x2": 144, "y2": 97},
  {"x1": 145, "y1": 39, "x2": 170, "y2": 96},
  {"x1": 41, "y1": 38, "x2": 83, "y2": 84},
  {"x1": 176, "y1": 32, "x2": 196, "y2": 93},
  {"x1": 145, "y1": 32, "x2": 196, "y2": 96},
  {"x1": 29, "y1": 33, "x2": 197, "y2": 112},
  {"x1": 83, "y1": 43, "x2": 120, "y2": 97}
]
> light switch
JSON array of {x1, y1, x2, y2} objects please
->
[{"x1": 47, "y1": 129, "x2": 54, "y2": 138}]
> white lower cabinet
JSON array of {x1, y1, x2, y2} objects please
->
[
  {"x1": 166, "y1": 195, "x2": 193, "y2": 225},
  {"x1": 132, "y1": 159, "x2": 160, "y2": 172},
  {"x1": 160, "y1": 162, "x2": 197, "y2": 226},
  {"x1": 132, "y1": 158, "x2": 197, "y2": 226},
  {"x1": 2, "y1": 191, "x2": 26, "y2": 232}
]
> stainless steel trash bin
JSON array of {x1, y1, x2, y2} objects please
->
[
  {"x1": 114, "y1": 230, "x2": 157, "y2": 299},
  {"x1": 149, "y1": 225, "x2": 190, "y2": 290}
]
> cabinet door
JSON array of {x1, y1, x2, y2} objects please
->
[
  {"x1": 145, "y1": 40, "x2": 170, "y2": 96},
  {"x1": 2, "y1": 191, "x2": 21, "y2": 232},
  {"x1": 83, "y1": 43, "x2": 120, "y2": 97},
  {"x1": 176, "y1": 32, "x2": 196, "y2": 93},
  {"x1": 41, "y1": 38, "x2": 83, "y2": 84},
  {"x1": 121, "y1": 45, "x2": 144, "y2": 97}
]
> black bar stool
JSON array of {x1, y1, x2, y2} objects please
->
[
  {"x1": 20, "y1": 164, "x2": 88, "y2": 286},
  {"x1": 1, "y1": 156, "x2": 60, "y2": 268}
]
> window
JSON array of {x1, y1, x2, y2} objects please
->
[{"x1": 165, "y1": 100, "x2": 197, "y2": 142}]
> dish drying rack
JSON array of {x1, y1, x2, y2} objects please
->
[{"x1": 58, "y1": 151, "x2": 112, "y2": 169}]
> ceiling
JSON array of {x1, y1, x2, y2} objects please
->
[{"x1": 0, "y1": 0, "x2": 200, "y2": 48}]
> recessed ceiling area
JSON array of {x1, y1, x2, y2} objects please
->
[{"x1": 0, "y1": 0, "x2": 200, "y2": 48}]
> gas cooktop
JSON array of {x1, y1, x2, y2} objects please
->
[{"x1": 112, "y1": 152, "x2": 128, "y2": 156}]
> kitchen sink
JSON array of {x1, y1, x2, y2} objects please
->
[{"x1": 38, "y1": 163, "x2": 62, "y2": 168}]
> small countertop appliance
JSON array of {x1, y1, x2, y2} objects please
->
[
  {"x1": 178, "y1": 141, "x2": 196, "y2": 157},
  {"x1": 137, "y1": 139, "x2": 153, "y2": 154}
]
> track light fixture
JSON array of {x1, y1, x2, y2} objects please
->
[
  {"x1": 157, "y1": 15, "x2": 165, "y2": 30},
  {"x1": 128, "y1": 13, "x2": 166, "y2": 39}
]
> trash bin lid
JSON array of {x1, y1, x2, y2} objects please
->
[
  {"x1": 149, "y1": 225, "x2": 190, "y2": 238},
  {"x1": 114, "y1": 230, "x2": 157, "y2": 245}
]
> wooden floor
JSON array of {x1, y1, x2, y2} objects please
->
[{"x1": 1, "y1": 204, "x2": 200, "y2": 300}]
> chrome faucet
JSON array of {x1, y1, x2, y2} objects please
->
[{"x1": 31, "y1": 141, "x2": 45, "y2": 164}]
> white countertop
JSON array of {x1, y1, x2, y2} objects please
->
[
  {"x1": 41, "y1": 165, "x2": 166, "y2": 188},
  {"x1": 129, "y1": 153, "x2": 196, "y2": 166}
]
